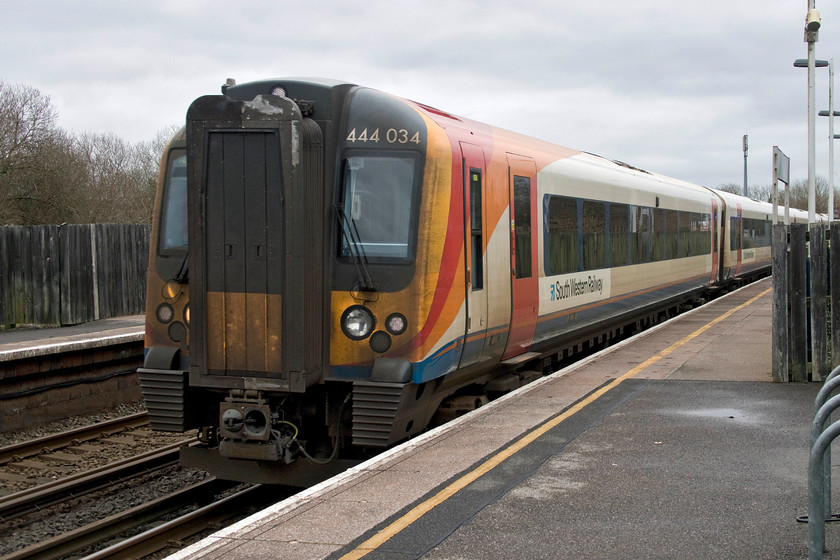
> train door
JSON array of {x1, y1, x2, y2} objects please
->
[
  {"x1": 504, "y1": 154, "x2": 539, "y2": 360},
  {"x1": 710, "y1": 197, "x2": 719, "y2": 284},
  {"x1": 459, "y1": 143, "x2": 489, "y2": 368},
  {"x1": 733, "y1": 204, "x2": 743, "y2": 276}
]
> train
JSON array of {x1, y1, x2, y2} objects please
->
[{"x1": 137, "y1": 77, "x2": 810, "y2": 485}]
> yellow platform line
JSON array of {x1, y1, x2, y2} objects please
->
[{"x1": 339, "y1": 287, "x2": 771, "y2": 560}]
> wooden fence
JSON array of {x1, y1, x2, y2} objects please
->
[
  {"x1": 772, "y1": 222, "x2": 840, "y2": 382},
  {"x1": 0, "y1": 224, "x2": 151, "y2": 327}
]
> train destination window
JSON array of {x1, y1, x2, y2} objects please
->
[
  {"x1": 340, "y1": 154, "x2": 417, "y2": 260},
  {"x1": 160, "y1": 150, "x2": 187, "y2": 254}
]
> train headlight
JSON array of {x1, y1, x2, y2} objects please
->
[
  {"x1": 385, "y1": 313, "x2": 407, "y2": 335},
  {"x1": 341, "y1": 305, "x2": 375, "y2": 340},
  {"x1": 184, "y1": 304, "x2": 190, "y2": 326},
  {"x1": 162, "y1": 281, "x2": 182, "y2": 301},
  {"x1": 156, "y1": 302, "x2": 174, "y2": 324}
]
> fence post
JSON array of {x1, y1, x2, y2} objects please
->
[
  {"x1": 90, "y1": 224, "x2": 100, "y2": 321},
  {"x1": 811, "y1": 224, "x2": 828, "y2": 380},
  {"x1": 790, "y1": 224, "x2": 809, "y2": 381},
  {"x1": 772, "y1": 224, "x2": 790, "y2": 381}
]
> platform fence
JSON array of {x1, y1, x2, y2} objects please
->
[
  {"x1": 772, "y1": 222, "x2": 840, "y2": 382},
  {"x1": 0, "y1": 224, "x2": 151, "y2": 328}
]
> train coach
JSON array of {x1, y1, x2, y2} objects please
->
[{"x1": 138, "y1": 78, "x2": 790, "y2": 485}]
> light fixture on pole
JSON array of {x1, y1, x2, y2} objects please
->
[{"x1": 794, "y1": 4, "x2": 823, "y2": 224}]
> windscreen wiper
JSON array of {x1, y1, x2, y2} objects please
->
[
  {"x1": 172, "y1": 250, "x2": 189, "y2": 283},
  {"x1": 335, "y1": 203, "x2": 377, "y2": 292}
]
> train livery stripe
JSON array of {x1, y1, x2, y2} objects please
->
[{"x1": 336, "y1": 286, "x2": 771, "y2": 560}]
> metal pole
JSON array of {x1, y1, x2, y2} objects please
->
[
  {"x1": 773, "y1": 151, "x2": 779, "y2": 224},
  {"x1": 809, "y1": 35, "x2": 817, "y2": 224},
  {"x1": 830, "y1": 59, "x2": 835, "y2": 221},
  {"x1": 743, "y1": 134, "x2": 749, "y2": 197},
  {"x1": 807, "y1": 0, "x2": 819, "y2": 224}
]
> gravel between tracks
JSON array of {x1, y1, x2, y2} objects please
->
[
  {"x1": 0, "y1": 400, "x2": 148, "y2": 446},
  {"x1": 0, "y1": 400, "x2": 217, "y2": 558},
  {"x1": 1, "y1": 464, "x2": 213, "y2": 557}
]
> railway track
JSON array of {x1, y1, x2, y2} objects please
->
[
  {"x1": 0, "y1": 412, "x2": 191, "y2": 497},
  {"x1": 83, "y1": 483, "x2": 289, "y2": 560},
  {"x1": 0, "y1": 412, "x2": 149, "y2": 465},
  {"x1": 0, "y1": 440, "x2": 187, "y2": 521},
  {"x1": 0, "y1": 411, "x2": 293, "y2": 560},
  {"x1": 2, "y1": 480, "x2": 292, "y2": 560}
]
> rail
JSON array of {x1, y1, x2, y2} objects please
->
[
  {"x1": 80, "y1": 484, "x2": 288, "y2": 560},
  {"x1": 0, "y1": 478, "x2": 238, "y2": 560},
  {"x1": 0, "y1": 412, "x2": 148, "y2": 465},
  {"x1": 0, "y1": 440, "x2": 193, "y2": 521}
]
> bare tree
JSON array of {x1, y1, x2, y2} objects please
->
[
  {"x1": 786, "y1": 176, "x2": 834, "y2": 215},
  {"x1": 716, "y1": 182, "x2": 774, "y2": 203},
  {"x1": 0, "y1": 81, "x2": 172, "y2": 225},
  {"x1": 0, "y1": 81, "x2": 63, "y2": 223}
]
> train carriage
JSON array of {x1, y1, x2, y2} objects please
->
[{"x1": 138, "y1": 78, "x2": 781, "y2": 485}]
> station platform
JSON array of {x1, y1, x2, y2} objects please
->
[
  {"x1": 0, "y1": 315, "x2": 144, "y2": 361},
  {"x1": 164, "y1": 277, "x2": 834, "y2": 560}
]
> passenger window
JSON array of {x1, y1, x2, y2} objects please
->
[
  {"x1": 666, "y1": 210, "x2": 679, "y2": 259},
  {"x1": 632, "y1": 206, "x2": 651, "y2": 264},
  {"x1": 652, "y1": 209, "x2": 666, "y2": 262},
  {"x1": 730, "y1": 216, "x2": 742, "y2": 250},
  {"x1": 609, "y1": 204, "x2": 630, "y2": 267},
  {"x1": 582, "y1": 201, "x2": 606, "y2": 270},
  {"x1": 545, "y1": 195, "x2": 578, "y2": 275}
]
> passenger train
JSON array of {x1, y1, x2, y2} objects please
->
[{"x1": 138, "y1": 78, "x2": 808, "y2": 484}]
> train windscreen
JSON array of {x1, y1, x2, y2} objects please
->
[
  {"x1": 340, "y1": 154, "x2": 417, "y2": 260},
  {"x1": 159, "y1": 149, "x2": 188, "y2": 254}
]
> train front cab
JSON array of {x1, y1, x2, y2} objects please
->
[
  {"x1": 138, "y1": 86, "x2": 355, "y2": 484},
  {"x1": 138, "y1": 82, "x2": 487, "y2": 483}
]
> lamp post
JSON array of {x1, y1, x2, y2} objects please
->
[
  {"x1": 795, "y1": 54, "x2": 827, "y2": 223},
  {"x1": 795, "y1": 3, "x2": 823, "y2": 224}
]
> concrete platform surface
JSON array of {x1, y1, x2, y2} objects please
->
[
  {"x1": 0, "y1": 315, "x2": 144, "y2": 360},
  {"x1": 166, "y1": 278, "x2": 834, "y2": 560}
]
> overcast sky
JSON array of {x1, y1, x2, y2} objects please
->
[{"x1": 4, "y1": 0, "x2": 840, "y2": 191}]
